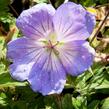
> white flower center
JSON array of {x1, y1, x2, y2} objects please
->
[
  {"x1": 38, "y1": 33, "x2": 64, "y2": 55},
  {"x1": 38, "y1": 33, "x2": 59, "y2": 48}
]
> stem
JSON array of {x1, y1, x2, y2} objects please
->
[
  {"x1": 48, "y1": 0, "x2": 52, "y2": 4},
  {"x1": 95, "y1": 3, "x2": 109, "y2": 8},
  {"x1": 90, "y1": 9, "x2": 109, "y2": 44},
  {"x1": 56, "y1": 94, "x2": 63, "y2": 109},
  {"x1": 9, "y1": 4, "x2": 19, "y2": 17}
]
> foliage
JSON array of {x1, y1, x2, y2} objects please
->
[
  {"x1": 0, "y1": 0, "x2": 109, "y2": 109},
  {"x1": 0, "y1": 0, "x2": 10, "y2": 16},
  {"x1": 33, "y1": 0, "x2": 48, "y2": 3}
]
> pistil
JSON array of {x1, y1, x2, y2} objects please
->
[{"x1": 43, "y1": 40, "x2": 59, "y2": 49}]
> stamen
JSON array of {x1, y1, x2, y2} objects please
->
[
  {"x1": 49, "y1": 40, "x2": 52, "y2": 47},
  {"x1": 43, "y1": 40, "x2": 59, "y2": 49},
  {"x1": 52, "y1": 41, "x2": 59, "y2": 48}
]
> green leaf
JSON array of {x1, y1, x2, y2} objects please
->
[
  {"x1": 0, "y1": 92, "x2": 7, "y2": 106},
  {"x1": 87, "y1": 100, "x2": 100, "y2": 109},
  {"x1": 62, "y1": 94, "x2": 73, "y2": 109},
  {"x1": 0, "y1": 0, "x2": 10, "y2": 16},
  {"x1": 72, "y1": 96, "x2": 86, "y2": 109},
  {"x1": 101, "y1": 98, "x2": 109, "y2": 109},
  {"x1": 33, "y1": 0, "x2": 48, "y2": 3}
]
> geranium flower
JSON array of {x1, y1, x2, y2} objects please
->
[{"x1": 7, "y1": 2, "x2": 95, "y2": 95}]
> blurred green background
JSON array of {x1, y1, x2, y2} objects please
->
[{"x1": 0, "y1": 0, "x2": 109, "y2": 109}]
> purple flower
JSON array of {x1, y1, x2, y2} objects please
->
[{"x1": 7, "y1": 2, "x2": 95, "y2": 95}]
